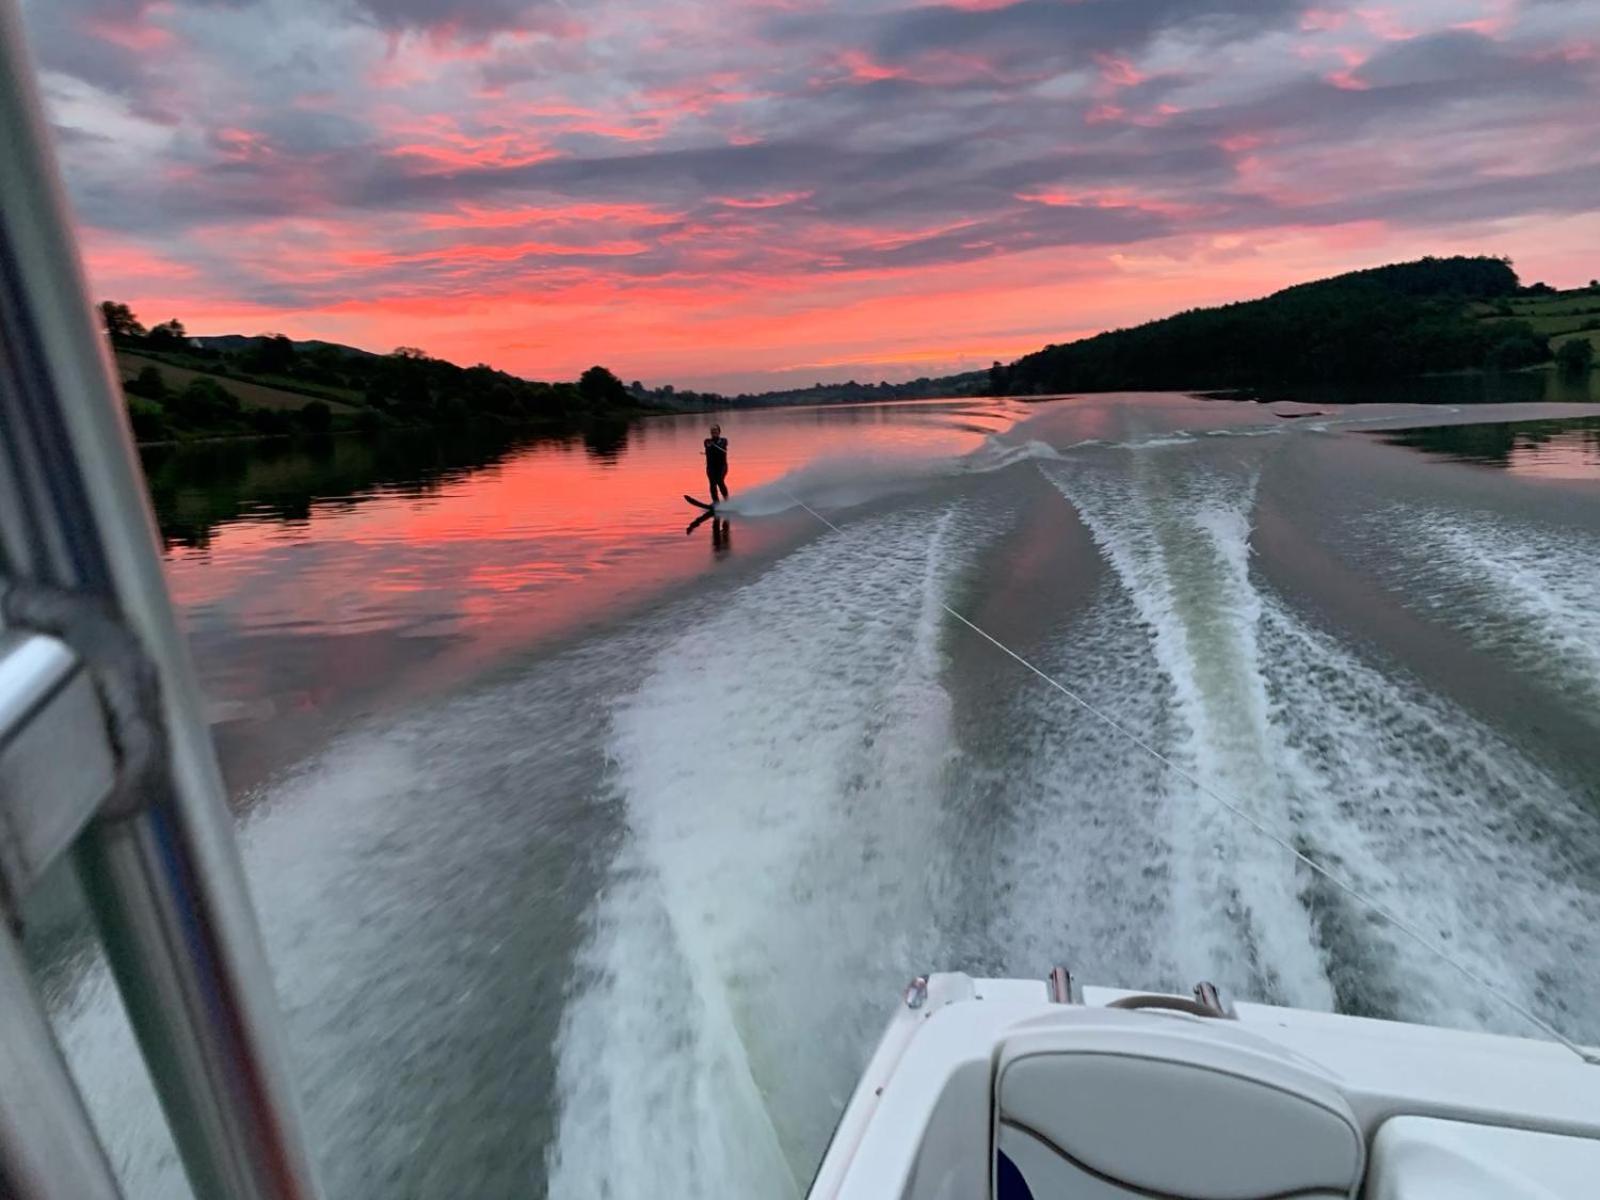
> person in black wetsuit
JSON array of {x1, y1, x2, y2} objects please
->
[{"x1": 704, "y1": 423, "x2": 729, "y2": 504}]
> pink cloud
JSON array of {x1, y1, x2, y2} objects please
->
[
  {"x1": 1529, "y1": 40, "x2": 1597, "y2": 64},
  {"x1": 1300, "y1": 9, "x2": 1349, "y2": 32},
  {"x1": 81, "y1": 15, "x2": 176, "y2": 52},
  {"x1": 1353, "y1": 7, "x2": 1419, "y2": 41},
  {"x1": 1093, "y1": 53, "x2": 1147, "y2": 89},
  {"x1": 80, "y1": 229, "x2": 198, "y2": 287},
  {"x1": 833, "y1": 49, "x2": 907, "y2": 84},
  {"x1": 389, "y1": 140, "x2": 557, "y2": 170},
  {"x1": 643, "y1": 73, "x2": 761, "y2": 116},
  {"x1": 1450, "y1": 0, "x2": 1519, "y2": 38},
  {"x1": 1218, "y1": 132, "x2": 1266, "y2": 154},
  {"x1": 1325, "y1": 45, "x2": 1371, "y2": 90},
  {"x1": 715, "y1": 192, "x2": 814, "y2": 210},
  {"x1": 416, "y1": 202, "x2": 684, "y2": 231},
  {"x1": 1017, "y1": 188, "x2": 1203, "y2": 220}
]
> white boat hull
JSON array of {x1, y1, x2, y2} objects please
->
[{"x1": 808, "y1": 973, "x2": 1600, "y2": 1199}]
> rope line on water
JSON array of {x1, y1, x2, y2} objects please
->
[{"x1": 782, "y1": 490, "x2": 1598, "y2": 1066}]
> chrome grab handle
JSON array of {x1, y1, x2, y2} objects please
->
[{"x1": 1107, "y1": 981, "x2": 1234, "y2": 1019}]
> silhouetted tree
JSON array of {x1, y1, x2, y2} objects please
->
[
  {"x1": 578, "y1": 365, "x2": 629, "y2": 408},
  {"x1": 246, "y1": 334, "x2": 298, "y2": 375},
  {"x1": 146, "y1": 319, "x2": 189, "y2": 350},
  {"x1": 126, "y1": 365, "x2": 168, "y2": 400},
  {"x1": 125, "y1": 397, "x2": 169, "y2": 441},
  {"x1": 298, "y1": 400, "x2": 333, "y2": 433},
  {"x1": 167, "y1": 377, "x2": 239, "y2": 425},
  {"x1": 1557, "y1": 339, "x2": 1595, "y2": 374},
  {"x1": 249, "y1": 408, "x2": 293, "y2": 436},
  {"x1": 100, "y1": 300, "x2": 145, "y2": 341},
  {"x1": 1486, "y1": 330, "x2": 1548, "y2": 372}
]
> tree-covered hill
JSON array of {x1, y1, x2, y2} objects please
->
[
  {"x1": 99, "y1": 302, "x2": 649, "y2": 443},
  {"x1": 987, "y1": 256, "x2": 1560, "y2": 396}
]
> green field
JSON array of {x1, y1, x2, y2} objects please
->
[
  {"x1": 117, "y1": 352, "x2": 360, "y2": 413},
  {"x1": 1475, "y1": 287, "x2": 1600, "y2": 355},
  {"x1": 1550, "y1": 328, "x2": 1600, "y2": 354}
]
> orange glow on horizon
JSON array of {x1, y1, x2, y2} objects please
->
[{"x1": 50, "y1": 0, "x2": 1600, "y2": 394}]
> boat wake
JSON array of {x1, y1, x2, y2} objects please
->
[
  {"x1": 1029, "y1": 446, "x2": 1600, "y2": 1034},
  {"x1": 1363, "y1": 504, "x2": 1600, "y2": 718},
  {"x1": 551, "y1": 436, "x2": 1600, "y2": 1197},
  {"x1": 714, "y1": 437, "x2": 1058, "y2": 517},
  {"x1": 548, "y1": 505, "x2": 976, "y2": 1196}
]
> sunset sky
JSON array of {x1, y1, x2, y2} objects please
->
[{"x1": 21, "y1": 0, "x2": 1600, "y2": 392}]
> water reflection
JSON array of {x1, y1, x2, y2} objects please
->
[
  {"x1": 150, "y1": 401, "x2": 1007, "y2": 791},
  {"x1": 1208, "y1": 366, "x2": 1600, "y2": 408},
  {"x1": 141, "y1": 428, "x2": 548, "y2": 549},
  {"x1": 580, "y1": 415, "x2": 631, "y2": 461},
  {"x1": 1377, "y1": 415, "x2": 1600, "y2": 480}
]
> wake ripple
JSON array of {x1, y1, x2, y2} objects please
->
[
  {"x1": 1034, "y1": 450, "x2": 1600, "y2": 1040},
  {"x1": 548, "y1": 506, "x2": 972, "y2": 1197}
]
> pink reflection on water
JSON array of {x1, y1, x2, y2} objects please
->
[{"x1": 159, "y1": 402, "x2": 1011, "y2": 738}]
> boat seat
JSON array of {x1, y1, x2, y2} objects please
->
[{"x1": 992, "y1": 1013, "x2": 1364, "y2": 1199}]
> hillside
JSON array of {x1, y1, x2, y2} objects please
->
[
  {"x1": 100, "y1": 304, "x2": 650, "y2": 444},
  {"x1": 987, "y1": 256, "x2": 1595, "y2": 396},
  {"x1": 191, "y1": 334, "x2": 380, "y2": 360},
  {"x1": 1474, "y1": 289, "x2": 1600, "y2": 359},
  {"x1": 117, "y1": 352, "x2": 360, "y2": 413}
]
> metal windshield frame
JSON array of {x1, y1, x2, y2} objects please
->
[{"x1": 0, "y1": 4, "x2": 323, "y2": 1197}]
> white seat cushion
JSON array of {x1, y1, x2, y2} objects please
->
[{"x1": 995, "y1": 1014, "x2": 1364, "y2": 1199}]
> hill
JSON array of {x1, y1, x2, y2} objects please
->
[
  {"x1": 191, "y1": 334, "x2": 381, "y2": 361},
  {"x1": 99, "y1": 303, "x2": 650, "y2": 444},
  {"x1": 634, "y1": 370, "x2": 987, "y2": 411},
  {"x1": 987, "y1": 256, "x2": 1592, "y2": 396},
  {"x1": 116, "y1": 352, "x2": 360, "y2": 413}
]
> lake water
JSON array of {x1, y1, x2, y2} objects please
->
[{"x1": 36, "y1": 391, "x2": 1600, "y2": 1198}]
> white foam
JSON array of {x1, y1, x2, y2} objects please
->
[
  {"x1": 1254, "y1": 592, "x2": 1600, "y2": 1036},
  {"x1": 548, "y1": 506, "x2": 971, "y2": 1196},
  {"x1": 1030, "y1": 446, "x2": 1600, "y2": 1037},
  {"x1": 1365, "y1": 505, "x2": 1600, "y2": 714},
  {"x1": 1038, "y1": 455, "x2": 1335, "y2": 1007},
  {"x1": 716, "y1": 437, "x2": 1059, "y2": 517}
]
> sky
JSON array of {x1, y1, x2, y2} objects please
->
[{"x1": 19, "y1": 0, "x2": 1600, "y2": 392}]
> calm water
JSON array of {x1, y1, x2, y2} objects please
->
[
  {"x1": 1378, "y1": 414, "x2": 1600, "y2": 480},
  {"x1": 41, "y1": 394, "x2": 1600, "y2": 1198}
]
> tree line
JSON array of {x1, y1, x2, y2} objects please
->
[
  {"x1": 100, "y1": 301, "x2": 644, "y2": 443},
  {"x1": 986, "y1": 256, "x2": 1564, "y2": 396}
]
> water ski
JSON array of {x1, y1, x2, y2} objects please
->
[{"x1": 684, "y1": 494, "x2": 715, "y2": 511}]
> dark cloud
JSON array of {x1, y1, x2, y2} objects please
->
[
  {"x1": 1165, "y1": 31, "x2": 1594, "y2": 151},
  {"x1": 881, "y1": 0, "x2": 1299, "y2": 54},
  {"x1": 833, "y1": 200, "x2": 1173, "y2": 271},
  {"x1": 342, "y1": 0, "x2": 569, "y2": 36},
  {"x1": 1294, "y1": 161, "x2": 1600, "y2": 228},
  {"x1": 1354, "y1": 29, "x2": 1551, "y2": 89}
]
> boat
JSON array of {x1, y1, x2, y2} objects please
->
[
  {"x1": 3, "y1": 3, "x2": 1598, "y2": 1197},
  {"x1": 808, "y1": 970, "x2": 1600, "y2": 1198}
]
